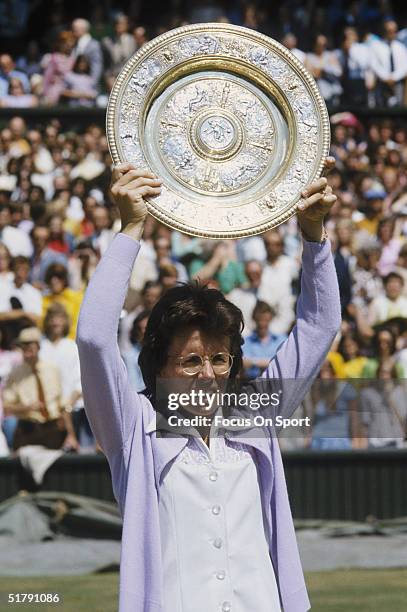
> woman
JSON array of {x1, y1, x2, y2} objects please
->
[
  {"x1": 123, "y1": 309, "x2": 150, "y2": 392},
  {"x1": 77, "y1": 163, "x2": 341, "y2": 612},
  {"x1": 42, "y1": 263, "x2": 83, "y2": 340},
  {"x1": 0, "y1": 78, "x2": 38, "y2": 109},
  {"x1": 331, "y1": 331, "x2": 368, "y2": 378},
  {"x1": 61, "y1": 55, "x2": 97, "y2": 108},
  {"x1": 41, "y1": 31, "x2": 75, "y2": 105},
  {"x1": 362, "y1": 328, "x2": 405, "y2": 378}
]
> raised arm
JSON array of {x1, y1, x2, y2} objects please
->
[
  {"x1": 255, "y1": 166, "x2": 342, "y2": 418},
  {"x1": 76, "y1": 165, "x2": 162, "y2": 458}
]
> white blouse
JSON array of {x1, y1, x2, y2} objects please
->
[{"x1": 155, "y1": 430, "x2": 282, "y2": 612}]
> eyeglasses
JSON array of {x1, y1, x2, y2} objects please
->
[{"x1": 168, "y1": 352, "x2": 234, "y2": 376}]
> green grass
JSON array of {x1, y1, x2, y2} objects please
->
[{"x1": 0, "y1": 569, "x2": 406, "y2": 611}]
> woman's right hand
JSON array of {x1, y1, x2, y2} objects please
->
[{"x1": 110, "y1": 163, "x2": 162, "y2": 239}]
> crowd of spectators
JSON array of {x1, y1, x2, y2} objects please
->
[
  {"x1": 0, "y1": 110, "x2": 406, "y2": 457},
  {"x1": 1, "y1": 2, "x2": 407, "y2": 108}
]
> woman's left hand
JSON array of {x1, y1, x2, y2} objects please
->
[{"x1": 296, "y1": 156, "x2": 337, "y2": 241}]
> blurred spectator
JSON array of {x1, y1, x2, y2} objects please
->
[
  {"x1": 0, "y1": 243, "x2": 13, "y2": 286},
  {"x1": 71, "y1": 18, "x2": 103, "y2": 86},
  {"x1": 0, "y1": 54, "x2": 30, "y2": 98},
  {"x1": 119, "y1": 280, "x2": 162, "y2": 354},
  {"x1": 337, "y1": 27, "x2": 372, "y2": 107},
  {"x1": 158, "y1": 262, "x2": 179, "y2": 290},
  {"x1": 30, "y1": 225, "x2": 67, "y2": 287},
  {"x1": 282, "y1": 32, "x2": 305, "y2": 63},
  {"x1": 0, "y1": 77, "x2": 38, "y2": 108},
  {"x1": 257, "y1": 230, "x2": 297, "y2": 334},
  {"x1": 102, "y1": 14, "x2": 136, "y2": 78},
  {"x1": 227, "y1": 260, "x2": 263, "y2": 337},
  {"x1": 40, "y1": 304, "x2": 91, "y2": 448},
  {"x1": 191, "y1": 241, "x2": 246, "y2": 294},
  {"x1": 334, "y1": 219, "x2": 355, "y2": 313},
  {"x1": 41, "y1": 32, "x2": 75, "y2": 105},
  {"x1": 305, "y1": 34, "x2": 342, "y2": 107},
  {"x1": 308, "y1": 360, "x2": 357, "y2": 450},
  {"x1": 362, "y1": 328, "x2": 405, "y2": 378},
  {"x1": 2, "y1": 326, "x2": 78, "y2": 451},
  {"x1": 356, "y1": 188, "x2": 386, "y2": 235},
  {"x1": 377, "y1": 217, "x2": 403, "y2": 276},
  {"x1": 0, "y1": 204, "x2": 33, "y2": 257},
  {"x1": 371, "y1": 20, "x2": 407, "y2": 107},
  {"x1": 61, "y1": 55, "x2": 97, "y2": 107},
  {"x1": 42, "y1": 263, "x2": 83, "y2": 339},
  {"x1": 242, "y1": 301, "x2": 286, "y2": 379},
  {"x1": 368, "y1": 272, "x2": 407, "y2": 326},
  {"x1": 330, "y1": 331, "x2": 368, "y2": 378},
  {"x1": 154, "y1": 234, "x2": 188, "y2": 282},
  {"x1": 360, "y1": 361, "x2": 407, "y2": 448},
  {"x1": 123, "y1": 309, "x2": 150, "y2": 392}
]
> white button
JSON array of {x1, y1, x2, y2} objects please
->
[
  {"x1": 222, "y1": 603, "x2": 231, "y2": 612},
  {"x1": 209, "y1": 472, "x2": 218, "y2": 481},
  {"x1": 216, "y1": 570, "x2": 225, "y2": 580},
  {"x1": 213, "y1": 537, "x2": 222, "y2": 549},
  {"x1": 212, "y1": 505, "x2": 221, "y2": 515}
]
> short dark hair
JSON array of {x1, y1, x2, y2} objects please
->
[
  {"x1": 44, "y1": 262, "x2": 68, "y2": 287},
  {"x1": 253, "y1": 300, "x2": 274, "y2": 319},
  {"x1": 383, "y1": 271, "x2": 404, "y2": 286},
  {"x1": 12, "y1": 255, "x2": 30, "y2": 270},
  {"x1": 130, "y1": 309, "x2": 150, "y2": 345},
  {"x1": 139, "y1": 282, "x2": 244, "y2": 402}
]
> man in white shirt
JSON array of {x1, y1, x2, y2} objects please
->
[
  {"x1": 336, "y1": 27, "x2": 373, "y2": 107},
  {"x1": 257, "y1": 229, "x2": 298, "y2": 334},
  {"x1": 0, "y1": 204, "x2": 33, "y2": 257},
  {"x1": 371, "y1": 20, "x2": 407, "y2": 106},
  {"x1": 0, "y1": 255, "x2": 42, "y2": 321}
]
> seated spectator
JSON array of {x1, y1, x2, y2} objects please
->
[
  {"x1": 356, "y1": 188, "x2": 387, "y2": 236},
  {"x1": 0, "y1": 204, "x2": 33, "y2": 257},
  {"x1": 334, "y1": 219, "x2": 355, "y2": 314},
  {"x1": 0, "y1": 243, "x2": 13, "y2": 286},
  {"x1": 47, "y1": 214, "x2": 75, "y2": 255},
  {"x1": 0, "y1": 77, "x2": 38, "y2": 108},
  {"x1": 2, "y1": 327, "x2": 78, "y2": 451},
  {"x1": 0, "y1": 255, "x2": 42, "y2": 330},
  {"x1": 362, "y1": 328, "x2": 405, "y2": 378},
  {"x1": 360, "y1": 361, "x2": 407, "y2": 448},
  {"x1": 89, "y1": 206, "x2": 115, "y2": 256},
  {"x1": 158, "y1": 262, "x2": 179, "y2": 290},
  {"x1": 227, "y1": 260, "x2": 263, "y2": 337},
  {"x1": 41, "y1": 31, "x2": 75, "y2": 105},
  {"x1": 119, "y1": 280, "x2": 162, "y2": 354},
  {"x1": 330, "y1": 331, "x2": 368, "y2": 378},
  {"x1": 257, "y1": 229, "x2": 297, "y2": 334},
  {"x1": 133, "y1": 26, "x2": 148, "y2": 50},
  {"x1": 154, "y1": 234, "x2": 188, "y2": 282},
  {"x1": 371, "y1": 20, "x2": 407, "y2": 107},
  {"x1": 0, "y1": 327, "x2": 22, "y2": 450},
  {"x1": 30, "y1": 225, "x2": 67, "y2": 288},
  {"x1": 0, "y1": 54, "x2": 30, "y2": 98},
  {"x1": 42, "y1": 263, "x2": 83, "y2": 340},
  {"x1": 368, "y1": 272, "x2": 407, "y2": 327},
  {"x1": 281, "y1": 32, "x2": 305, "y2": 63},
  {"x1": 40, "y1": 304, "x2": 90, "y2": 449},
  {"x1": 191, "y1": 241, "x2": 246, "y2": 294},
  {"x1": 16, "y1": 41, "x2": 43, "y2": 79},
  {"x1": 61, "y1": 55, "x2": 97, "y2": 107},
  {"x1": 67, "y1": 241, "x2": 99, "y2": 292},
  {"x1": 394, "y1": 243, "x2": 407, "y2": 293},
  {"x1": 377, "y1": 217, "x2": 402, "y2": 276},
  {"x1": 71, "y1": 18, "x2": 103, "y2": 86},
  {"x1": 337, "y1": 27, "x2": 372, "y2": 107},
  {"x1": 102, "y1": 13, "x2": 136, "y2": 79},
  {"x1": 309, "y1": 361, "x2": 357, "y2": 451},
  {"x1": 305, "y1": 34, "x2": 342, "y2": 107},
  {"x1": 242, "y1": 301, "x2": 286, "y2": 379},
  {"x1": 123, "y1": 309, "x2": 150, "y2": 392}
]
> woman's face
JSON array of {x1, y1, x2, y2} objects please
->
[
  {"x1": 159, "y1": 327, "x2": 231, "y2": 416},
  {"x1": 48, "y1": 314, "x2": 66, "y2": 339},
  {"x1": 377, "y1": 331, "x2": 394, "y2": 356}
]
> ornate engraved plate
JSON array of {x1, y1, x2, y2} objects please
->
[{"x1": 107, "y1": 23, "x2": 330, "y2": 239}]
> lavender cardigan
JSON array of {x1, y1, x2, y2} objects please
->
[{"x1": 77, "y1": 233, "x2": 341, "y2": 612}]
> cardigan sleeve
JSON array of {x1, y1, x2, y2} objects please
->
[{"x1": 76, "y1": 233, "x2": 143, "y2": 457}]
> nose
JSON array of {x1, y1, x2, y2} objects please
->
[{"x1": 198, "y1": 356, "x2": 216, "y2": 380}]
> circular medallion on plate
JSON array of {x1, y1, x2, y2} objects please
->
[{"x1": 107, "y1": 23, "x2": 330, "y2": 238}]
